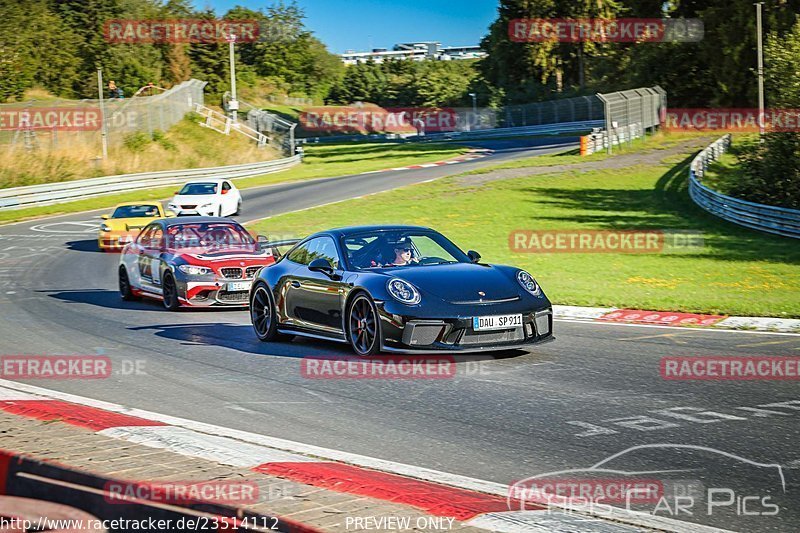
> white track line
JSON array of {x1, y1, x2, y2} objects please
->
[{"x1": 555, "y1": 318, "x2": 800, "y2": 337}]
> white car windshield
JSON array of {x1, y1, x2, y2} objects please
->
[{"x1": 178, "y1": 183, "x2": 218, "y2": 195}]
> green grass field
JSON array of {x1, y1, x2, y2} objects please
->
[
  {"x1": 0, "y1": 142, "x2": 468, "y2": 225},
  {"x1": 248, "y1": 137, "x2": 800, "y2": 318}
]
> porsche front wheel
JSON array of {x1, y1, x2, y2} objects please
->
[{"x1": 347, "y1": 293, "x2": 382, "y2": 356}]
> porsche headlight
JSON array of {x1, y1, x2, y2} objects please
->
[
  {"x1": 178, "y1": 265, "x2": 212, "y2": 276},
  {"x1": 387, "y1": 278, "x2": 421, "y2": 305},
  {"x1": 517, "y1": 270, "x2": 541, "y2": 296},
  {"x1": 100, "y1": 224, "x2": 111, "y2": 232}
]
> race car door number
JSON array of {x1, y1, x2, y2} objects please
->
[
  {"x1": 227, "y1": 281, "x2": 250, "y2": 291},
  {"x1": 472, "y1": 314, "x2": 523, "y2": 331}
]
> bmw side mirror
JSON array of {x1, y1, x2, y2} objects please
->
[
  {"x1": 256, "y1": 235, "x2": 269, "y2": 252},
  {"x1": 468, "y1": 250, "x2": 481, "y2": 263},
  {"x1": 309, "y1": 258, "x2": 336, "y2": 278}
]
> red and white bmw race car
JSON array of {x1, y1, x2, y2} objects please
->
[{"x1": 118, "y1": 216, "x2": 277, "y2": 310}]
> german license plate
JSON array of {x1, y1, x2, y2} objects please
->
[
  {"x1": 472, "y1": 314, "x2": 523, "y2": 331},
  {"x1": 227, "y1": 281, "x2": 250, "y2": 291}
]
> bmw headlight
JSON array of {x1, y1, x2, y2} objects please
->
[
  {"x1": 387, "y1": 278, "x2": 421, "y2": 305},
  {"x1": 517, "y1": 270, "x2": 541, "y2": 296},
  {"x1": 178, "y1": 265, "x2": 212, "y2": 276},
  {"x1": 100, "y1": 224, "x2": 111, "y2": 232}
]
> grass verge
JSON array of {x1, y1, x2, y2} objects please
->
[
  {"x1": 0, "y1": 142, "x2": 468, "y2": 225},
  {"x1": 248, "y1": 135, "x2": 800, "y2": 317}
]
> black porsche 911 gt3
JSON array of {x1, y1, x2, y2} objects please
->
[{"x1": 249, "y1": 225, "x2": 554, "y2": 355}]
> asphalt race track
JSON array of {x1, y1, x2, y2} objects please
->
[{"x1": 0, "y1": 137, "x2": 798, "y2": 532}]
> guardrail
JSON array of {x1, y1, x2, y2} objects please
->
[
  {"x1": 0, "y1": 155, "x2": 302, "y2": 210},
  {"x1": 302, "y1": 120, "x2": 604, "y2": 144},
  {"x1": 195, "y1": 104, "x2": 268, "y2": 147},
  {"x1": 580, "y1": 123, "x2": 643, "y2": 155},
  {"x1": 688, "y1": 134, "x2": 800, "y2": 239}
]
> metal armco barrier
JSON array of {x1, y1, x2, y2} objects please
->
[
  {"x1": 688, "y1": 134, "x2": 800, "y2": 239},
  {"x1": 303, "y1": 120, "x2": 604, "y2": 144},
  {"x1": 0, "y1": 155, "x2": 302, "y2": 210}
]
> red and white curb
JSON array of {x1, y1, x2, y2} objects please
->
[
  {"x1": 553, "y1": 305, "x2": 800, "y2": 334},
  {"x1": 0, "y1": 380, "x2": 727, "y2": 532},
  {"x1": 359, "y1": 149, "x2": 492, "y2": 174}
]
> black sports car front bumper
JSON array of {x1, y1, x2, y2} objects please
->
[{"x1": 376, "y1": 302, "x2": 554, "y2": 353}]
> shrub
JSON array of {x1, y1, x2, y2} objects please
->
[
  {"x1": 732, "y1": 132, "x2": 800, "y2": 210},
  {"x1": 123, "y1": 132, "x2": 151, "y2": 152}
]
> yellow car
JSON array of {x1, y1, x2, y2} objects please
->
[{"x1": 98, "y1": 202, "x2": 172, "y2": 252}]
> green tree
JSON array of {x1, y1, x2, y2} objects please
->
[{"x1": 0, "y1": 0, "x2": 80, "y2": 100}]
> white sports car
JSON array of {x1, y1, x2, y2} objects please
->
[{"x1": 168, "y1": 179, "x2": 242, "y2": 217}]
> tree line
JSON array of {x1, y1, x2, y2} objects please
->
[{"x1": 0, "y1": 0, "x2": 343, "y2": 103}]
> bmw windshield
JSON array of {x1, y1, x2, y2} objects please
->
[{"x1": 165, "y1": 222, "x2": 256, "y2": 253}]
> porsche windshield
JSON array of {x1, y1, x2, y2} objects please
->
[
  {"x1": 342, "y1": 230, "x2": 468, "y2": 269},
  {"x1": 166, "y1": 223, "x2": 255, "y2": 251},
  {"x1": 178, "y1": 183, "x2": 218, "y2": 195},
  {"x1": 111, "y1": 205, "x2": 159, "y2": 218}
]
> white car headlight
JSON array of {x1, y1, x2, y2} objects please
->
[
  {"x1": 387, "y1": 278, "x2": 421, "y2": 304},
  {"x1": 167, "y1": 203, "x2": 177, "y2": 209},
  {"x1": 178, "y1": 265, "x2": 212, "y2": 276},
  {"x1": 199, "y1": 202, "x2": 214, "y2": 208},
  {"x1": 517, "y1": 270, "x2": 541, "y2": 296}
]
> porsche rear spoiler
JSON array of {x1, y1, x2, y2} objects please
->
[{"x1": 257, "y1": 236, "x2": 302, "y2": 258}]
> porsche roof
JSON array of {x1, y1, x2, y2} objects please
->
[{"x1": 321, "y1": 225, "x2": 436, "y2": 236}]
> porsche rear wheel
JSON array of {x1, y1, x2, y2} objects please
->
[
  {"x1": 347, "y1": 293, "x2": 381, "y2": 356},
  {"x1": 251, "y1": 283, "x2": 278, "y2": 341},
  {"x1": 162, "y1": 273, "x2": 180, "y2": 311}
]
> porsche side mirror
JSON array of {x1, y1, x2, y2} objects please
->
[
  {"x1": 100, "y1": 214, "x2": 110, "y2": 220},
  {"x1": 467, "y1": 250, "x2": 481, "y2": 263},
  {"x1": 309, "y1": 258, "x2": 336, "y2": 278}
]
